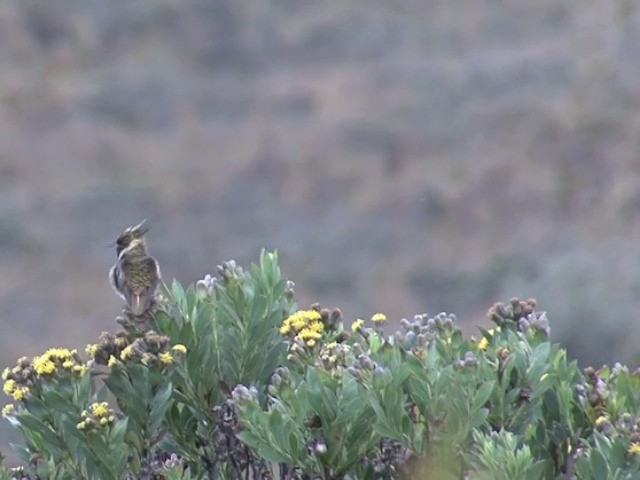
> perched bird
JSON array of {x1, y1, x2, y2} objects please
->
[{"x1": 109, "y1": 220, "x2": 161, "y2": 316}]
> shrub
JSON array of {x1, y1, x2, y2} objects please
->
[{"x1": 1, "y1": 251, "x2": 640, "y2": 479}]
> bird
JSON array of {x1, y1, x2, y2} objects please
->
[{"x1": 109, "y1": 220, "x2": 161, "y2": 316}]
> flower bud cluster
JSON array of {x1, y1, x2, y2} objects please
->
[
  {"x1": 583, "y1": 366, "x2": 609, "y2": 409},
  {"x1": 85, "y1": 330, "x2": 130, "y2": 366},
  {"x1": 217, "y1": 260, "x2": 245, "y2": 282},
  {"x1": 87, "y1": 330, "x2": 185, "y2": 369},
  {"x1": 267, "y1": 366, "x2": 294, "y2": 396},
  {"x1": 347, "y1": 353, "x2": 384, "y2": 380},
  {"x1": 231, "y1": 385, "x2": 259, "y2": 405},
  {"x1": 76, "y1": 401, "x2": 116, "y2": 431},
  {"x1": 196, "y1": 273, "x2": 218, "y2": 295},
  {"x1": 395, "y1": 312, "x2": 459, "y2": 350},
  {"x1": 149, "y1": 453, "x2": 183, "y2": 472},
  {"x1": 485, "y1": 298, "x2": 551, "y2": 342},
  {"x1": 362, "y1": 438, "x2": 411, "y2": 474},
  {"x1": 580, "y1": 365, "x2": 640, "y2": 449},
  {"x1": 316, "y1": 341, "x2": 351, "y2": 375},
  {"x1": 454, "y1": 351, "x2": 478, "y2": 370}
]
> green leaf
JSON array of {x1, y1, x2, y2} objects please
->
[
  {"x1": 472, "y1": 381, "x2": 495, "y2": 412},
  {"x1": 110, "y1": 417, "x2": 129, "y2": 445},
  {"x1": 236, "y1": 431, "x2": 290, "y2": 464},
  {"x1": 41, "y1": 389, "x2": 77, "y2": 417},
  {"x1": 590, "y1": 449, "x2": 609, "y2": 480},
  {"x1": 150, "y1": 382, "x2": 172, "y2": 432},
  {"x1": 16, "y1": 414, "x2": 62, "y2": 449},
  {"x1": 469, "y1": 408, "x2": 489, "y2": 430}
]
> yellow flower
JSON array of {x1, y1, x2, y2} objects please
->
[
  {"x1": 1, "y1": 404, "x2": 15, "y2": 417},
  {"x1": 298, "y1": 328, "x2": 322, "y2": 340},
  {"x1": 1, "y1": 368, "x2": 9, "y2": 381},
  {"x1": 281, "y1": 310, "x2": 323, "y2": 337},
  {"x1": 159, "y1": 352, "x2": 173, "y2": 365},
  {"x1": 115, "y1": 337, "x2": 127, "y2": 348},
  {"x1": 371, "y1": 313, "x2": 387, "y2": 324},
  {"x1": 86, "y1": 344, "x2": 98, "y2": 357},
  {"x1": 308, "y1": 321, "x2": 324, "y2": 333},
  {"x1": 326, "y1": 342, "x2": 338, "y2": 350},
  {"x1": 595, "y1": 416, "x2": 609, "y2": 428},
  {"x1": 32, "y1": 355, "x2": 57, "y2": 376},
  {"x1": 477, "y1": 328, "x2": 500, "y2": 350},
  {"x1": 292, "y1": 318, "x2": 306, "y2": 331},
  {"x1": 629, "y1": 443, "x2": 640, "y2": 456},
  {"x1": 279, "y1": 324, "x2": 291, "y2": 335},
  {"x1": 99, "y1": 417, "x2": 109, "y2": 426},
  {"x1": 120, "y1": 345, "x2": 134, "y2": 361},
  {"x1": 73, "y1": 364, "x2": 88, "y2": 376},
  {"x1": 62, "y1": 360, "x2": 74, "y2": 369},
  {"x1": 3, "y1": 379, "x2": 16, "y2": 395},
  {"x1": 107, "y1": 356, "x2": 117, "y2": 367},
  {"x1": 12, "y1": 387, "x2": 29, "y2": 402},
  {"x1": 47, "y1": 348, "x2": 72, "y2": 361},
  {"x1": 171, "y1": 344, "x2": 187, "y2": 354},
  {"x1": 306, "y1": 339, "x2": 316, "y2": 347},
  {"x1": 351, "y1": 319, "x2": 365, "y2": 332},
  {"x1": 90, "y1": 402, "x2": 109, "y2": 418}
]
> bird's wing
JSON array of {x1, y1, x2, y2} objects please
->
[{"x1": 109, "y1": 264, "x2": 126, "y2": 300}]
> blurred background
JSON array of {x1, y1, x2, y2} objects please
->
[{"x1": 1, "y1": 0, "x2": 640, "y2": 453}]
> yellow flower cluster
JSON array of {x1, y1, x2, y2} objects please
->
[
  {"x1": 77, "y1": 402, "x2": 116, "y2": 430},
  {"x1": 351, "y1": 319, "x2": 365, "y2": 332},
  {"x1": 1, "y1": 403, "x2": 15, "y2": 418},
  {"x1": 32, "y1": 348, "x2": 86, "y2": 377},
  {"x1": 2, "y1": 379, "x2": 29, "y2": 402},
  {"x1": 116, "y1": 338, "x2": 184, "y2": 368},
  {"x1": 120, "y1": 345, "x2": 135, "y2": 361},
  {"x1": 628, "y1": 442, "x2": 640, "y2": 456},
  {"x1": 85, "y1": 343, "x2": 98, "y2": 357},
  {"x1": 2, "y1": 349, "x2": 87, "y2": 403},
  {"x1": 280, "y1": 310, "x2": 325, "y2": 347},
  {"x1": 371, "y1": 313, "x2": 387, "y2": 324},
  {"x1": 159, "y1": 352, "x2": 173, "y2": 365}
]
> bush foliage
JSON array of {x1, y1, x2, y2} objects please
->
[{"x1": 2, "y1": 251, "x2": 640, "y2": 479}]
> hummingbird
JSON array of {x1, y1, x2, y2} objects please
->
[{"x1": 109, "y1": 220, "x2": 161, "y2": 316}]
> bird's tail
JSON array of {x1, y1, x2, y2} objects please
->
[{"x1": 130, "y1": 294, "x2": 147, "y2": 316}]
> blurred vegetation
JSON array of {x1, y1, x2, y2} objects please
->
[{"x1": 3, "y1": 253, "x2": 640, "y2": 479}]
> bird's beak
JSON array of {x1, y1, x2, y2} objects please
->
[{"x1": 133, "y1": 219, "x2": 149, "y2": 235}]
